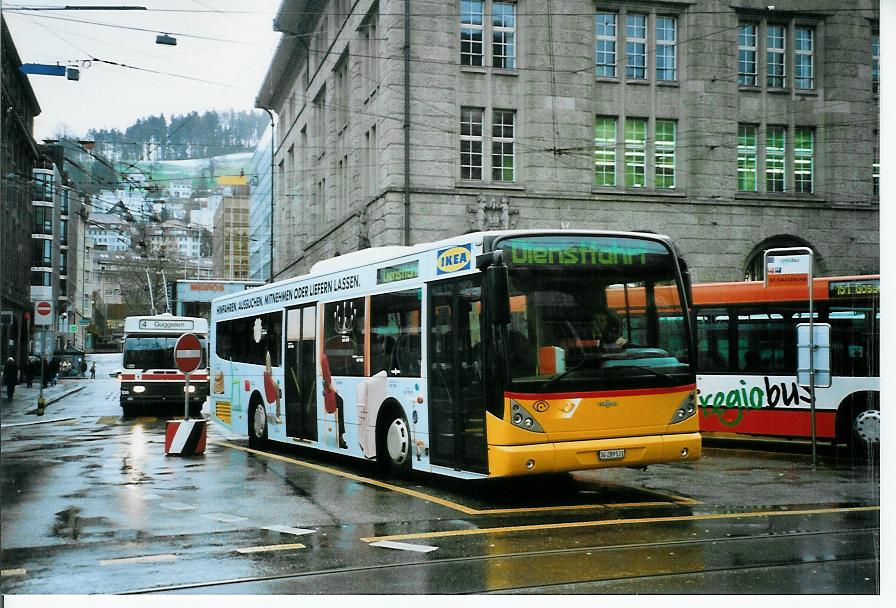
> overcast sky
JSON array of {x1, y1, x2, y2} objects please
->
[{"x1": 3, "y1": 0, "x2": 281, "y2": 140}]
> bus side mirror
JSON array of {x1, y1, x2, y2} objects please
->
[
  {"x1": 678, "y1": 256, "x2": 693, "y2": 307},
  {"x1": 485, "y1": 265, "x2": 511, "y2": 326}
]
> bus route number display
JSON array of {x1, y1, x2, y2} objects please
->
[{"x1": 829, "y1": 280, "x2": 880, "y2": 299}]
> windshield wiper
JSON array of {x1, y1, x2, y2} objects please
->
[
  {"x1": 539, "y1": 353, "x2": 607, "y2": 391},
  {"x1": 615, "y1": 363, "x2": 681, "y2": 382}
]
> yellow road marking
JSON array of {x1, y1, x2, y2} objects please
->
[
  {"x1": 100, "y1": 554, "x2": 177, "y2": 566},
  {"x1": 1, "y1": 568, "x2": 26, "y2": 577},
  {"x1": 236, "y1": 543, "x2": 305, "y2": 554},
  {"x1": 216, "y1": 441, "x2": 480, "y2": 515},
  {"x1": 359, "y1": 505, "x2": 880, "y2": 543},
  {"x1": 215, "y1": 441, "x2": 695, "y2": 516}
]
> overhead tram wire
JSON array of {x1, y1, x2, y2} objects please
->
[{"x1": 4, "y1": 4, "x2": 878, "y2": 16}]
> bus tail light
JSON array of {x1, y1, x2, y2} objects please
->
[{"x1": 670, "y1": 392, "x2": 696, "y2": 423}]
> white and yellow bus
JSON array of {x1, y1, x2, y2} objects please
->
[
  {"x1": 119, "y1": 314, "x2": 209, "y2": 416},
  {"x1": 209, "y1": 231, "x2": 700, "y2": 478}
]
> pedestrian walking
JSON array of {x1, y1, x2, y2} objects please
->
[
  {"x1": 25, "y1": 356, "x2": 37, "y2": 388},
  {"x1": 80, "y1": 359, "x2": 88, "y2": 378},
  {"x1": 50, "y1": 357, "x2": 59, "y2": 386},
  {"x1": 3, "y1": 357, "x2": 18, "y2": 400},
  {"x1": 41, "y1": 356, "x2": 50, "y2": 388},
  {"x1": 90, "y1": 362, "x2": 96, "y2": 380}
]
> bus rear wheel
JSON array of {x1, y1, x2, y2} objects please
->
[
  {"x1": 377, "y1": 408, "x2": 412, "y2": 476},
  {"x1": 249, "y1": 399, "x2": 267, "y2": 448},
  {"x1": 851, "y1": 408, "x2": 880, "y2": 456}
]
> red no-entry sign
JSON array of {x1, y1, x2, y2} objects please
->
[
  {"x1": 174, "y1": 333, "x2": 202, "y2": 374},
  {"x1": 34, "y1": 300, "x2": 53, "y2": 326}
]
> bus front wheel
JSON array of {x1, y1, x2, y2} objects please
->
[
  {"x1": 377, "y1": 407, "x2": 412, "y2": 476},
  {"x1": 249, "y1": 398, "x2": 267, "y2": 448}
]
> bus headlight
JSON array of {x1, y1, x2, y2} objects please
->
[
  {"x1": 184, "y1": 385, "x2": 196, "y2": 393},
  {"x1": 670, "y1": 392, "x2": 696, "y2": 423},
  {"x1": 509, "y1": 400, "x2": 545, "y2": 433},
  {"x1": 132, "y1": 385, "x2": 146, "y2": 393}
]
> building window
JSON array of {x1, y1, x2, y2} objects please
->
[
  {"x1": 491, "y1": 109, "x2": 515, "y2": 181},
  {"x1": 765, "y1": 126, "x2": 786, "y2": 192},
  {"x1": 492, "y1": 2, "x2": 516, "y2": 69},
  {"x1": 737, "y1": 124, "x2": 758, "y2": 192},
  {"x1": 625, "y1": 14, "x2": 647, "y2": 79},
  {"x1": 462, "y1": 1, "x2": 515, "y2": 69},
  {"x1": 655, "y1": 17, "x2": 676, "y2": 81},
  {"x1": 461, "y1": 1, "x2": 484, "y2": 66},
  {"x1": 31, "y1": 271, "x2": 51, "y2": 287},
  {"x1": 32, "y1": 239, "x2": 52, "y2": 267},
  {"x1": 360, "y1": 6, "x2": 379, "y2": 97},
  {"x1": 794, "y1": 27, "x2": 814, "y2": 89},
  {"x1": 595, "y1": 12, "x2": 617, "y2": 77},
  {"x1": 872, "y1": 34, "x2": 879, "y2": 93},
  {"x1": 738, "y1": 23, "x2": 758, "y2": 86},
  {"x1": 624, "y1": 118, "x2": 646, "y2": 187},
  {"x1": 333, "y1": 54, "x2": 349, "y2": 132},
  {"x1": 33, "y1": 206, "x2": 53, "y2": 235},
  {"x1": 460, "y1": 106, "x2": 484, "y2": 180},
  {"x1": 594, "y1": 117, "x2": 616, "y2": 186},
  {"x1": 873, "y1": 130, "x2": 879, "y2": 196},
  {"x1": 794, "y1": 127, "x2": 814, "y2": 193},
  {"x1": 654, "y1": 120, "x2": 676, "y2": 188},
  {"x1": 767, "y1": 25, "x2": 786, "y2": 88}
]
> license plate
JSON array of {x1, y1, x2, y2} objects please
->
[{"x1": 598, "y1": 449, "x2": 625, "y2": 461}]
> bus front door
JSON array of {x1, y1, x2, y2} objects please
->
[
  {"x1": 285, "y1": 305, "x2": 318, "y2": 441},
  {"x1": 427, "y1": 277, "x2": 487, "y2": 473}
]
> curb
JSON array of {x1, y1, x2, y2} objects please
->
[{"x1": 19, "y1": 385, "x2": 86, "y2": 416}]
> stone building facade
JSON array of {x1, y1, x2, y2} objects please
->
[
  {"x1": 1, "y1": 16, "x2": 42, "y2": 364},
  {"x1": 256, "y1": 0, "x2": 879, "y2": 283}
]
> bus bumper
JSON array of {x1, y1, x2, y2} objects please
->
[
  {"x1": 486, "y1": 432, "x2": 701, "y2": 477},
  {"x1": 120, "y1": 383, "x2": 208, "y2": 408}
]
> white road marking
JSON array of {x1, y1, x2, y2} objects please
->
[
  {"x1": 202, "y1": 512, "x2": 249, "y2": 523},
  {"x1": 369, "y1": 540, "x2": 438, "y2": 553},
  {"x1": 262, "y1": 525, "x2": 316, "y2": 536},
  {"x1": 1, "y1": 417, "x2": 77, "y2": 429},
  {"x1": 235, "y1": 543, "x2": 305, "y2": 554},
  {"x1": 100, "y1": 554, "x2": 177, "y2": 566},
  {"x1": 159, "y1": 502, "x2": 195, "y2": 511}
]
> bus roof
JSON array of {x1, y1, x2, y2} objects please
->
[{"x1": 692, "y1": 275, "x2": 879, "y2": 306}]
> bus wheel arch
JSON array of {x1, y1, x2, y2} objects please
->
[
  {"x1": 836, "y1": 391, "x2": 879, "y2": 452},
  {"x1": 375, "y1": 399, "x2": 412, "y2": 475},
  {"x1": 248, "y1": 391, "x2": 268, "y2": 448}
]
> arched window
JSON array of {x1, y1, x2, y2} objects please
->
[{"x1": 743, "y1": 235, "x2": 818, "y2": 281}]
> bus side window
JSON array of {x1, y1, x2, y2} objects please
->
[
  {"x1": 323, "y1": 297, "x2": 366, "y2": 377},
  {"x1": 370, "y1": 289, "x2": 422, "y2": 377},
  {"x1": 696, "y1": 309, "x2": 729, "y2": 372}
]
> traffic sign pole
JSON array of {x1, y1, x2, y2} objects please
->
[
  {"x1": 167, "y1": 332, "x2": 206, "y2": 456},
  {"x1": 184, "y1": 372, "x2": 190, "y2": 420}
]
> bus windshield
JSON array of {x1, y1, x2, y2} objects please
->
[
  {"x1": 498, "y1": 235, "x2": 692, "y2": 393},
  {"x1": 123, "y1": 336, "x2": 208, "y2": 370}
]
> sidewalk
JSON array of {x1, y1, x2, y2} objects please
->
[{"x1": 0, "y1": 380, "x2": 86, "y2": 426}]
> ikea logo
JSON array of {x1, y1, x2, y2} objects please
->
[{"x1": 437, "y1": 245, "x2": 472, "y2": 274}]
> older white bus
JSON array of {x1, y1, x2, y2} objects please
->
[
  {"x1": 209, "y1": 231, "x2": 701, "y2": 478},
  {"x1": 119, "y1": 314, "x2": 209, "y2": 416}
]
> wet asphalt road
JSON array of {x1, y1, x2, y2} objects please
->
[{"x1": 0, "y1": 353, "x2": 881, "y2": 595}]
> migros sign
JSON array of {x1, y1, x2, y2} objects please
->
[{"x1": 437, "y1": 244, "x2": 472, "y2": 275}]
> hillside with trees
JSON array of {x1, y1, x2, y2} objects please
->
[{"x1": 86, "y1": 110, "x2": 268, "y2": 163}]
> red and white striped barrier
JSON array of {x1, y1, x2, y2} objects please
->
[{"x1": 165, "y1": 419, "x2": 208, "y2": 456}]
